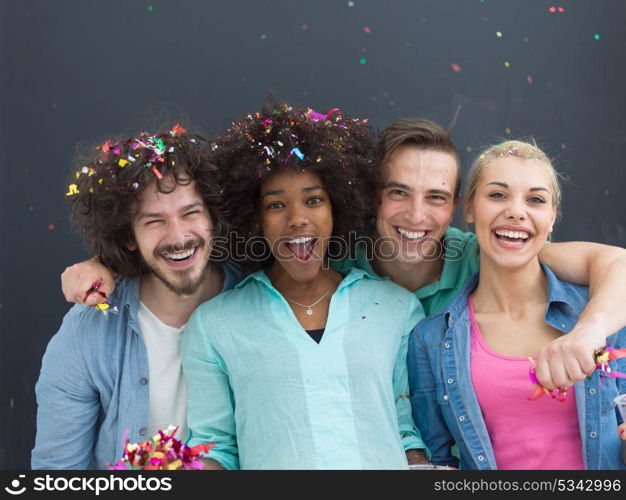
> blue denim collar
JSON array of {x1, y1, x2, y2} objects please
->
[{"x1": 442, "y1": 263, "x2": 581, "y2": 328}]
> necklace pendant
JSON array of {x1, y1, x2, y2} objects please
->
[{"x1": 306, "y1": 308, "x2": 313, "y2": 316}]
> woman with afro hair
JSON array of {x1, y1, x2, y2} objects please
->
[{"x1": 180, "y1": 101, "x2": 430, "y2": 469}]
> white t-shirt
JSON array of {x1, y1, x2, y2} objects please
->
[{"x1": 137, "y1": 301, "x2": 188, "y2": 441}]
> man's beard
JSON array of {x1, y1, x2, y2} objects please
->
[
  {"x1": 147, "y1": 237, "x2": 210, "y2": 296},
  {"x1": 149, "y1": 264, "x2": 208, "y2": 296}
]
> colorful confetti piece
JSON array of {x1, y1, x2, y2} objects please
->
[
  {"x1": 504, "y1": 61, "x2": 510, "y2": 68},
  {"x1": 526, "y1": 75, "x2": 534, "y2": 84},
  {"x1": 594, "y1": 33, "x2": 601, "y2": 40},
  {"x1": 363, "y1": 27, "x2": 371, "y2": 34},
  {"x1": 496, "y1": 31, "x2": 502, "y2": 37},
  {"x1": 450, "y1": 63, "x2": 462, "y2": 73},
  {"x1": 359, "y1": 57, "x2": 367, "y2": 64},
  {"x1": 48, "y1": 224, "x2": 55, "y2": 230}
]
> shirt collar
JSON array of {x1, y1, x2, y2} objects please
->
[
  {"x1": 541, "y1": 264, "x2": 578, "y2": 318},
  {"x1": 236, "y1": 266, "x2": 384, "y2": 292},
  {"x1": 442, "y1": 263, "x2": 579, "y2": 323}
]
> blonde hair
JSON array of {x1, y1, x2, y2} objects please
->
[{"x1": 465, "y1": 140, "x2": 562, "y2": 214}]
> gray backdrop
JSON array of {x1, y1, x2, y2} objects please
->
[{"x1": 1, "y1": 0, "x2": 625, "y2": 469}]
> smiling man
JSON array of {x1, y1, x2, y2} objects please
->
[
  {"x1": 31, "y1": 126, "x2": 246, "y2": 469},
  {"x1": 334, "y1": 117, "x2": 626, "y2": 390}
]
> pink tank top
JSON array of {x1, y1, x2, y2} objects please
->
[{"x1": 468, "y1": 296, "x2": 585, "y2": 470}]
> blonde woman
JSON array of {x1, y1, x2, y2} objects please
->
[{"x1": 408, "y1": 141, "x2": 626, "y2": 470}]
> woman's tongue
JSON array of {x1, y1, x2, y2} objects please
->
[{"x1": 287, "y1": 241, "x2": 313, "y2": 261}]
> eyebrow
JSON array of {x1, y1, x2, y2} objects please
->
[
  {"x1": 384, "y1": 182, "x2": 452, "y2": 197},
  {"x1": 485, "y1": 181, "x2": 550, "y2": 193},
  {"x1": 427, "y1": 188, "x2": 453, "y2": 197},
  {"x1": 383, "y1": 181, "x2": 412, "y2": 191},
  {"x1": 261, "y1": 184, "x2": 324, "y2": 199},
  {"x1": 137, "y1": 201, "x2": 204, "y2": 221}
]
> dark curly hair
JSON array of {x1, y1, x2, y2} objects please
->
[
  {"x1": 211, "y1": 101, "x2": 377, "y2": 270},
  {"x1": 66, "y1": 126, "x2": 229, "y2": 277}
]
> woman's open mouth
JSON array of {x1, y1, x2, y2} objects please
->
[
  {"x1": 492, "y1": 228, "x2": 532, "y2": 249},
  {"x1": 285, "y1": 236, "x2": 319, "y2": 263}
]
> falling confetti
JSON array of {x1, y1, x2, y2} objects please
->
[
  {"x1": 526, "y1": 75, "x2": 534, "y2": 84},
  {"x1": 504, "y1": 61, "x2": 510, "y2": 68},
  {"x1": 496, "y1": 31, "x2": 502, "y2": 37},
  {"x1": 594, "y1": 33, "x2": 601, "y2": 40},
  {"x1": 450, "y1": 63, "x2": 462, "y2": 73},
  {"x1": 359, "y1": 57, "x2": 367, "y2": 64},
  {"x1": 28, "y1": 205, "x2": 34, "y2": 212},
  {"x1": 260, "y1": 34, "x2": 267, "y2": 40},
  {"x1": 147, "y1": 5, "x2": 154, "y2": 12},
  {"x1": 505, "y1": 128, "x2": 511, "y2": 135},
  {"x1": 466, "y1": 146, "x2": 473, "y2": 152},
  {"x1": 388, "y1": 101, "x2": 396, "y2": 107},
  {"x1": 301, "y1": 24, "x2": 309, "y2": 30},
  {"x1": 523, "y1": 36, "x2": 529, "y2": 42},
  {"x1": 549, "y1": 6, "x2": 556, "y2": 13},
  {"x1": 363, "y1": 27, "x2": 371, "y2": 34},
  {"x1": 48, "y1": 224, "x2": 55, "y2": 230},
  {"x1": 348, "y1": 1, "x2": 355, "y2": 6}
]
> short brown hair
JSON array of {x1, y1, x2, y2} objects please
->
[
  {"x1": 378, "y1": 118, "x2": 461, "y2": 198},
  {"x1": 67, "y1": 127, "x2": 229, "y2": 277}
]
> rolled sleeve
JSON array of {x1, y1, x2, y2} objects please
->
[{"x1": 182, "y1": 310, "x2": 239, "y2": 470}]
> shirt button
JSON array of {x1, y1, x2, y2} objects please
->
[
  {"x1": 560, "y1": 323, "x2": 567, "y2": 328},
  {"x1": 140, "y1": 378, "x2": 148, "y2": 385},
  {"x1": 590, "y1": 432, "x2": 597, "y2": 438},
  {"x1": 447, "y1": 378, "x2": 454, "y2": 384},
  {"x1": 589, "y1": 388, "x2": 596, "y2": 395},
  {"x1": 477, "y1": 455, "x2": 484, "y2": 461},
  {"x1": 445, "y1": 343, "x2": 450, "y2": 349},
  {"x1": 443, "y1": 395, "x2": 449, "y2": 401},
  {"x1": 459, "y1": 416, "x2": 465, "y2": 422},
  {"x1": 139, "y1": 428, "x2": 147, "y2": 436}
]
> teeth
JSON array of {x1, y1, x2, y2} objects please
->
[
  {"x1": 494, "y1": 229, "x2": 530, "y2": 240},
  {"x1": 163, "y1": 248, "x2": 195, "y2": 261},
  {"x1": 289, "y1": 236, "x2": 314, "y2": 244},
  {"x1": 397, "y1": 228, "x2": 427, "y2": 240}
]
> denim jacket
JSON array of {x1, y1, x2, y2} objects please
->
[
  {"x1": 31, "y1": 261, "x2": 247, "y2": 470},
  {"x1": 408, "y1": 264, "x2": 626, "y2": 470}
]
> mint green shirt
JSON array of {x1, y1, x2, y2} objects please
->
[
  {"x1": 331, "y1": 227, "x2": 479, "y2": 316},
  {"x1": 182, "y1": 268, "x2": 427, "y2": 470}
]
